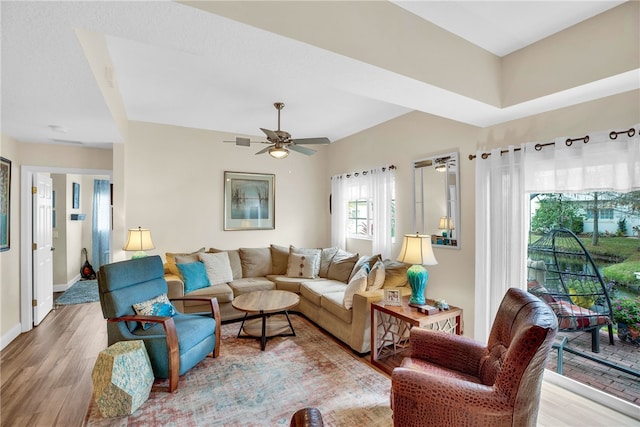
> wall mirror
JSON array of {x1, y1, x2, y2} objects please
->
[{"x1": 413, "y1": 151, "x2": 460, "y2": 249}]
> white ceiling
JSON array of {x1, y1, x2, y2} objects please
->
[{"x1": 1, "y1": 1, "x2": 635, "y2": 150}]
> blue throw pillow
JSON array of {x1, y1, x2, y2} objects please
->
[{"x1": 177, "y1": 261, "x2": 211, "y2": 293}]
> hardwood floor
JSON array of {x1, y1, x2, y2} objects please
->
[{"x1": 1, "y1": 301, "x2": 638, "y2": 426}]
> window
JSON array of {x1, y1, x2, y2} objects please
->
[
  {"x1": 331, "y1": 166, "x2": 396, "y2": 259},
  {"x1": 348, "y1": 200, "x2": 371, "y2": 238},
  {"x1": 585, "y1": 208, "x2": 614, "y2": 220}
]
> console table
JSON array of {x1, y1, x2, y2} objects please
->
[{"x1": 370, "y1": 296, "x2": 463, "y2": 374}]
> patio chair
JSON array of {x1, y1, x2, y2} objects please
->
[
  {"x1": 97, "y1": 255, "x2": 221, "y2": 392},
  {"x1": 527, "y1": 227, "x2": 614, "y2": 352},
  {"x1": 391, "y1": 287, "x2": 558, "y2": 427}
]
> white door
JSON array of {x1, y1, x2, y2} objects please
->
[{"x1": 33, "y1": 173, "x2": 53, "y2": 325}]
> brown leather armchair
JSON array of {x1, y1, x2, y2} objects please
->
[{"x1": 391, "y1": 287, "x2": 558, "y2": 427}]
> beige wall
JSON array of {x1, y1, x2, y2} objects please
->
[
  {"x1": 119, "y1": 121, "x2": 331, "y2": 263},
  {"x1": 0, "y1": 134, "x2": 21, "y2": 346}
]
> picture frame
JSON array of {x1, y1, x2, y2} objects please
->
[
  {"x1": 224, "y1": 171, "x2": 275, "y2": 230},
  {"x1": 384, "y1": 289, "x2": 401, "y2": 306},
  {"x1": 0, "y1": 157, "x2": 11, "y2": 252},
  {"x1": 72, "y1": 182, "x2": 80, "y2": 209}
]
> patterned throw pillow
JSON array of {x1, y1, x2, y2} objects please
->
[
  {"x1": 286, "y1": 253, "x2": 319, "y2": 279},
  {"x1": 132, "y1": 294, "x2": 177, "y2": 330},
  {"x1": 176, "y1": 261, "x2": 211, "y2": 293},
  {"x1": 343, "y1": 267, "x2": 368, "y2": 309}
]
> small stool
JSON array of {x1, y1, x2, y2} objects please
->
[
  {"x1": 92, "y1": 340, "x2": 154, "y2": 417},
  {"x1": 552, "y1": 336, "x2": 568, "y2": 375}
]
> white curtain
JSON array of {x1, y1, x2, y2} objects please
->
[
  {"x1": 474, "y1": 124, "x2": 639, "y2": 342},
  {"x1": 474, "y1": 146, "x2": 528, "y2": 343},
  {"x1": 331, "y1": 166, "x2": 396, "y2": 259}
]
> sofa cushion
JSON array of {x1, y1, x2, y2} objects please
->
[
  {"x1": 367, "y1": 259, "x2": 386, "y2": 291},
  {"x1": 327, "y1": 249, "x2": 359, "y2": 282},
  {"x1": 198, "y1": 251, "x2": 234, "y2": 286},
  {"x1": 176, "y1": 261, "x2": 211, "y2": 293},
  {"x1": 165, "y1": 247, "x2": 205, "y2": 277},
  {"x1": 182, "y1": 282, "x2": 234, "y2": 304},
  {"x1": 319, "y1": 247, "x2": 339, "y2": 278},
  {"x1": 228, "y1": 277, "x2": 276, "y2": 295},
  {"x1": 268, "y1": 275, "x2": 325, "y2": 293},
  {"x1": 239, "y1": 247, "x2": 272, "y2": 277},
  {"x1": 209, "y1": 248, "x2": 243, "y2": 280},
  {"x1": 349, "y1": 254, "x2": 382, "y2": 282},
  {"x1": 290, "y1": 246, "x2": 321, "y2": 277},
  {"x1": 343, "y1": 267, "x2": 368, "y2": 309},
  {"x1": 270, "y1": 244, "x2": 290, "y2": 275},
  {"x1": 382, "y1": 259, "x2": 410, "y2": 288},
  {"x1": 300, "y1": 280, "x2": 348, "y2": 306},
  {"x1": 321, "y1": 292, "x2": 353, "y2": 324},
  {"x1": 286, "y1": 252, "x2": 319, "y2": 279}
]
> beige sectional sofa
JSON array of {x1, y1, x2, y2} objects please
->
[{"x1": 163, "y1": 244, "x2": 411, "y2": 354}]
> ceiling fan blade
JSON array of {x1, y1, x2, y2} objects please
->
[
  {"x1": 260, "y1": 128, "x2": 279, "y2": 141},
  {"x1": 290, "y1": 137, "x2": 331, "y2": 145},
  {"x1": 255, "y1": 145, "x2": 272, "y2": 155},
  {"x1": 289, "y1": 144, "x2": 316, "y2": 156}
]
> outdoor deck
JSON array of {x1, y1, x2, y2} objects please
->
[{"x1": 546, "y1": 328, "x2": 640, "y2": 406}]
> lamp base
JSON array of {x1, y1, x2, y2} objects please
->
[
  {"x1": 131, "y1": 251, "x2": 148, "y2": 259},
  {"x1": 406, "y1": 264, "x2": 429, "y2": 306}
]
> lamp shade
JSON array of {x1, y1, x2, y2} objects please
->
[
  {"x1": 123, "y1": 227, "x2": 155, "y2": 251},
  {"x1": 397, "y1": 234, "x2": 438, "y2": 266},
  {"x1": 438, "y1": 216, "x2": 455, "y2": 230},
  {"x1": 269, "y1": 146, "x2": 289, "y2": 159}
]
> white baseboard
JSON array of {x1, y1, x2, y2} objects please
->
[
  {"x1": 1, "y1": 323, "x2": 22, "y2": 351},
  {"x1": 544, "y1": 370, "x2": 640, "y2": 420},
  {"x1": 53, "y1": 274, "x2": 83, "y2": 293}
]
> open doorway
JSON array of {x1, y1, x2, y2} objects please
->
[{"x1": 20, "y1": 166, "x2": 112, "y2": 332}]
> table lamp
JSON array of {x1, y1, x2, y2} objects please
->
[
  {"x1": 397, "y1": 233, "x2": 438, "y2": 307},
  {"x1": 438, "y1": 216, "x2": 454, "y2": 237},
  {"x1": 123, "y1": 226, "x2": 155, "y2": 259}
]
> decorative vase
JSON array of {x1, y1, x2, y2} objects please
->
[
  {"x1": 407, "y1": 264, "x2": 428, "y2": 306},
  {"x1": 616, "y1": 322, "x2": 640, "y2": 346}
]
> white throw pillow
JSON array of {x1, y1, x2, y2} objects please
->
[
  {"x1": 199, "y1": 251, "x2": 234, "y2": 286},
  {"x1": 343, "y1": 268, "x2": 368, "y2": 309},
  {"x1": 286, "y1": 253, "x2": 318, "y2": 279},
  {"x1": 367, "y1": 260, "x2": 386, "y2": 291}
]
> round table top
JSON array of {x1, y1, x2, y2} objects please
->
[{"x1": 232, "y1": 290, "x2": 300, "y2": 313}]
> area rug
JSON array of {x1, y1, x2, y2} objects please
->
[
  {"x1": 85, "y1": 315, "x2": 393, "y2": 426},
  {"x1": 55, "y1": 279, "x2": 99, "y2": 306}
]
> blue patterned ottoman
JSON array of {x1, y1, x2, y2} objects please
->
[{"x1": 91, "y1": 340, "x2": 154, "y2": 417}]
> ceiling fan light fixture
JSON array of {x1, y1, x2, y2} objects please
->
[{"x1": 269, "y1": 146, "x2": 289, "y2": 159}]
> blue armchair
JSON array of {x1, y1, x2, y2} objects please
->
[{"x1": 97, "y1": 255, "x2": 221, "y2": 392}]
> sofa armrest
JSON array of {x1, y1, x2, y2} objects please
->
[
  {"x1": 165, "y1": 273, "x2": 185, "y2": 298},
  {"x1": 409, "y1": 327, "x2": 485, "y2": 376}
]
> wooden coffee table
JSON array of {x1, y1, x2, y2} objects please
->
[{"x1": 232, "y1": 290, "x2": 300, "y2": 351}]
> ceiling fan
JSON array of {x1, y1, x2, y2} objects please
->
[{"x1": 226, "y1": 102, "x2": 330, "y2": 159}]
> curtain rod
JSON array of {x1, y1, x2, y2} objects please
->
[
  {"x1": 468, "y1": 127, "x2": 636, "y2": 160},
  {"x1": 333, "y1": 164, "x2": 396, "y2": 179}
]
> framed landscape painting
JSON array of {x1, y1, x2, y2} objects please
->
[
  {"x1": 224, "y1": 171, "x2": 275, "y2": 230},
  {"x1": 0, "y1": 157, "x2": 11, "y2": 251}
]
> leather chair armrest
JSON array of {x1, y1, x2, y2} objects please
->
[
  {"x1": 391, "y1": 367, "x2": 510, "y2": 418},
  {"x1": 409, "y1": 327, "x2": 486, "y2": 376},
  {"x1": 108, "y1": 315, "x2": 180, "y2": 392}
]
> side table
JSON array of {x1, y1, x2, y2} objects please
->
[{"x1": 371, "y1": 295, "x2": 463, "y2": 374}]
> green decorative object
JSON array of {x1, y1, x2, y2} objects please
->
[
  {"x1": 407, "y1": 264, "x2": 428, "y2": 306},
  {"x1": 92, "y1": 340, "x2": 154, "y2": 418}
]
